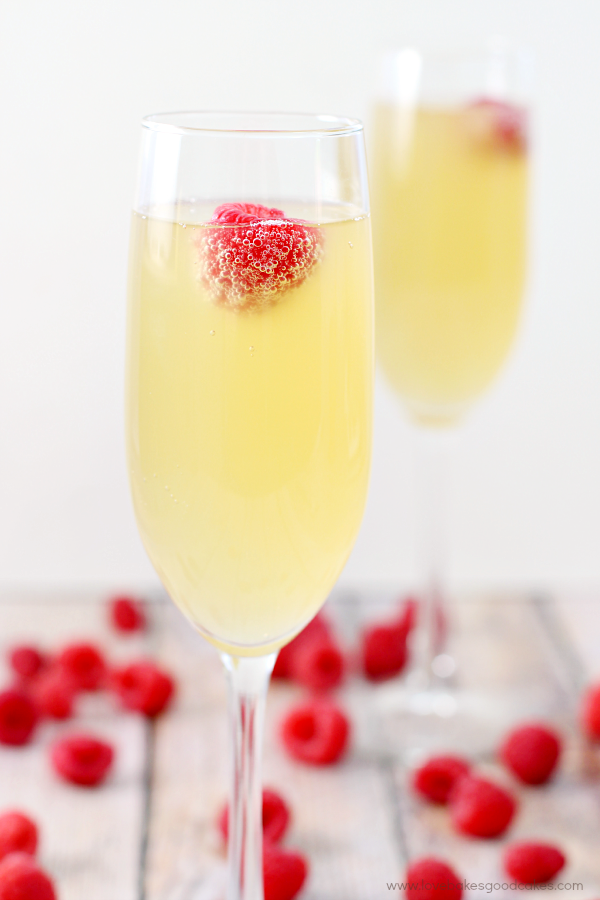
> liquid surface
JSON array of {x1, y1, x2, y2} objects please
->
[
  {"x1": 126, "y1": 205, "x2": 373, "y2": 655},
  {"x1": 371, "y1": 104, "x2": 528, "y2": 425}
]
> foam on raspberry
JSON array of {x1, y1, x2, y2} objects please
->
[{"x1": 196, "y1": 202, "x2": 323, "y2": 311}]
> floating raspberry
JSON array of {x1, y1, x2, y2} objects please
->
[
  {"x1": 449, "y1": 775, "x2": 517, "y2": 838},
  {"x1": 108, "y1": 595, "x2": 147, "y2": 633},
  {"x1": 280, "y1": 698, "x2": 350, "y2": 765},
  {"x1": 50, "y1": 733, "x2": 114, "y2": 787},
  {"x1": 218, "y1": 788, "x2": 290, "y2": 845},
  {"x1": 272, "y1": 613, "x2": 332, "y2": 679},
  {"x1": 57, "y1": 642, "x2": 107, "y2": 691},
  {"x1": 581, "y1": 682, "x2": 600, "y2": 741},
  {"x1": 412, "y1": 755, "x2": 471, "y2": 804},
  {"x1": 112, "y1": 660, "x2": 175, "y2": 717},
  {"x1": 197, "y1": 202, "x2": 322, "y2": 310},
  {"x1": 503, "y1": 841, "x2": 566, "y2": 884},
  {"x1": 0, "y1": 812, "x2": 38, "y2": 861},
  {"x1": 500, "y1": 723, "x2": 562, "y2": 785},
  {"x1": 405, "y1": 857, "x2": 463, "y2": 900},
  {"x1": 32, "y1": 668, "x2": 76, "y2": 720},
  {"x1": 465, "y1": 98, "x2": 528, "y2": 152},
  {"x1": 0, "y1": 690, "x2": 38, "y2": 746},
  {"x1": 8, "y1": 646, "x2": 47, "y2": 683},
  {"x1": 0, "y1": 853, "x2": 56, "y2": 900},
  {"x1": 290, "y1": 637, "x2": 345, "y2": 692},
  {"x1": 263, "y1": 843, "x2": 308, "y2": 900}
]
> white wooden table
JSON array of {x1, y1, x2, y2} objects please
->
[{"x1": 0, "y1": 590, "x2": 599, "y2": 900}]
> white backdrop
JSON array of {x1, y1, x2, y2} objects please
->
[{"x1": 0, "y1": 0, "x2": 599, "y2": 594}]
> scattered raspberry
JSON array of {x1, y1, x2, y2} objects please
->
[
  {"x1": 503, "y1": 842, "x2": 566, "y2": 884},
  {"x1": 272, "y1": 613, "x2": 332, "y2": 680},
  {"x1": 290, "y1": 637, "x2": 345, "y2": 692},
  {"x1": 197, "y1": 202, "x2": 322, "y2": 310},
  {"x1": 0, "y1": 690, "x2": 38, "y2": 746},
  {"x1": 397, "y1": 596, "x2": 419, "y2": 635},
  {"x1": 465, "y1": 98, "x2": 528, "y2": 152},
  {"x1": 111, "y1": 660, "x2": 175, "y2": 717},
  {"x1": 500, "y1": 723, "x2": 562, "y2": 785},
  {"x1": 581, "y1": 682, "x2": 600, "y2": 741},
  {"x1": 108, "y1": 595, "x2": 146, "y2": 633},
  {"x1": 361, "y1": 620, "x2": 409, "y2": 681},
  {"x1": 280, "y1": 698, "x2": 350, "y2": 765},
  {"x1": 0, "y1": 853, "x2": 56, "y2": 900},
  {"x1": 50, "y1": 733, "x2": 114, "y2": 787},
  {"x1": 8, "y1": 647, "x2": 47, "y2": 682},
  {"x1": 449, "y1": 775, "x2": 517, "y2": 838},
  {"x1": 218, "y1": 788, "x2": 290, "y2": 845},
  {"x1": 57, "y1": 642, "x2": 107, "y2": 691},
  {"x1": 412, "y1": 755, "x2": 471, "y2": 804},
  {"x1": 404, "y1": 857, "x2": 463, "y2": 900},
  {"x1": 32, "y1": 668, "x2": 76, "y2": 720},
  {"x1": 0, "y1": 812, "x2": 38, "y2": 861},
  {"x1": 263, "y1": 843, "x2": 308, "y2": 900}
]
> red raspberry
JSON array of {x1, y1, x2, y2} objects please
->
[
  {"x1": 449, "y1": 775, "x2": 517, "y2": 838},
  {"x1": 581, "y1": 682, "x2": 600, "y2": 741},
  {"x1": 361, "y1": 620, "x2": 409, "y2": 681},
  {"x1": 263, "y1": 844, "x2": 308, "y2": 900},
  {"x1": 50, "y1": 733, "x2": 114, "y2": 787},
  {"x1": 32, "y1": 668, "x2": 76, "y2": 720},
  {"x1": 0, "y1": 853, "x2": 56, "y2": 900},
  {"x1": 290, "y1": 637, "x2": 345, "y2": 692},
  {"x1": 0, "y1": 812, "x2": 38, "y2": 860},
  {"x1": 405, "y1": 857, "x2": 463, "y2": 900},
  {"x1": 280, "y1": 698, "x2": 350, "y2": 765},
  {"x1": 112, "y1": 660, "x2": 175, "y2": 717},
  {"x1": 57, "y1": 642, "x2": 107, "y2": 691},
  {"x1": 466, "y1": 98, "x2": 528, "y2": 152},
  {"x1": 272, "y1": 613, "x2": 332, "y2": 679},
  {"x1": 0, "y1": 690, "x2": 38, "y2": 746},
  {"x1": 197, "y1": 202, "x2": 322, "y2": 310},
  {"x1": 218, "y1": 788, "x2": 290, "y2": 845},
  {"x1": 500, "y1": 723, "x2": 561, "y2": 785},
  {"x1": 8, "y1": 646, "x2": 47, "y2": 682},
  {"x1": 412, "y1": 755, "x2": 471, "y2": 804},
  {"x1": 108, "y1": 595, "x2": 146, "y2": 633},
  {"x1": 503, "y1": 841, "x2": 566, "y2": 884}
]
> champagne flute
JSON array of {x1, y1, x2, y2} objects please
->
[
  {"x1": 370, "y1": 47, "x2": 531, "y2": 749},
  {"x1": 125, "y1": 112, "x2": 373, "y2": 899}
]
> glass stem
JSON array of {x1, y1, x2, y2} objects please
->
[
  {"x1": 221, "y1": 652, "x2": 276, "y2": 900},
  {"x1": 413, "y1": 426, "x2": 457, "y2": 693}
]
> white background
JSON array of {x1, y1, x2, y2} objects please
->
[{"x1": 0, "y1": 1, "x2": 599, "y2": 596}]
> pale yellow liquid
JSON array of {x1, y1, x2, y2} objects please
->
[
  {"x1": 371, "y1": 104, "x2": 528, "y2": 424},
  {"x1": 126, "y1": 205, "x2": 373, "y2": 655}
]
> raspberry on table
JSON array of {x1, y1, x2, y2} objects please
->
[
  {"x1": 289, "y1": 637, "x2": 345, "y2": 692},
  {"x1": 404, "y1": 857, "x2": 463, "y2": 900},
  {"x1": 449, "y1": 774, "x2": 517, "y2": 838},
  {"x1": 361, "y1": 621, "x2": 409, "y2": 681},
  {"x1": 0, "y1": 690, "x2": 38, "y2": 746},
  {"x1": 57, "y1": 642, "x2": 107, "y2": 691},
  {"x1": 50, "y1": 733, "x2": 114, "y2": 787},
  {"x1": 500, "y1": 723, "x2": 562, "y2": 785},
  {"x1": 0, "y1": 853, "x2": 56, "y2": 900},
  {"x1": 196, "y1": 202, "x2": 322, "y2": 311},
  {"x1": 272, "y1": 613, "x2": 332, "y2": 680},
  {"x1": 581, "y1": 682, "x2": 600, "y2": 741},
  {"x1": 111, "y1": 660, "x2": 175, "y2": 717},
  {"x1": 8, "y1": 647, "x2": 47, "y2": 682},
  {"x1": 503, "y1": 841, "x2": 566, "y2": 884},
  {"x1": 280, "y1": 698, "x2": 350, "y2": 765},
  {"x1": 108, "y1": 595, "x2": 147, "y2": 633},
  {"x1": 263, "y1": 843, "x2": 308, "y2": 900},
  {"x1": 218, "y1": 788, "x2": 291, "y2": 845},
  {"x1": 0, "y1": 812, "x2": 38, "y2": 861},
  {"x1": 32, "y1": 668, "x2": 76, "y2": 720},
  {"x1": 412, "y1": 755, "x2": 471, "y2": 804}
]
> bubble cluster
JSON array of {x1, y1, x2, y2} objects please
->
[{"x1": 196, "y1": 203, "x2": 323, "y2": 311}]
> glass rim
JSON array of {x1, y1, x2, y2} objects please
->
[{"x1": 141, "y1": 110, "x2": 364, "y2": 138}]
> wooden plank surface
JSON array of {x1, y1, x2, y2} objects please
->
[{"x1": 0, "y1": 590, "x2": 598, "y2": 899}]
